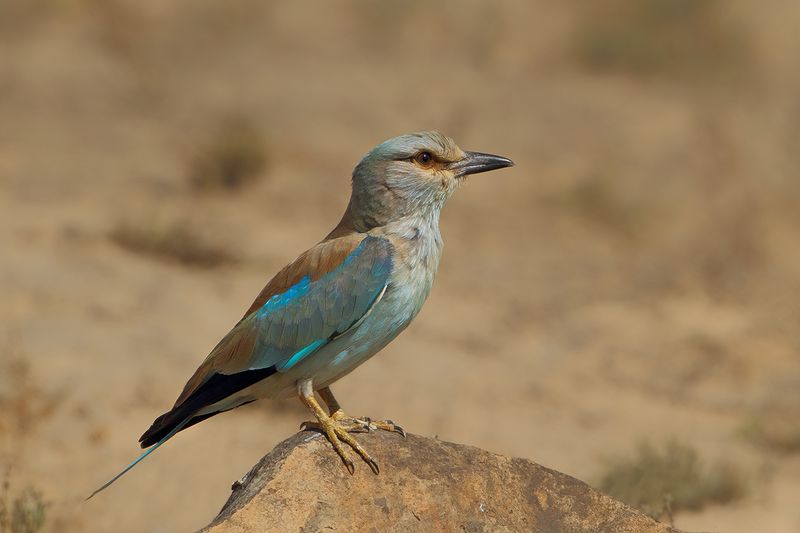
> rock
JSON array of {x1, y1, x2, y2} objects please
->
[{"x1": 202, "y1": 431, "x2": 679, "y2": 533}]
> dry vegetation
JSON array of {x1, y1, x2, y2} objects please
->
[
  {"x1": 740, "y1": 408, "x2": 800, "y2": 454},
  {"x1": 0, "y1": 481, "x2": 47, "y2": 533},
  {"x1": 0, "y1": 346, "x2": 51, "y2": 533},
  {"x1": 572, "y1": 0, "x2": 751, "y2": 82},
  {"x1": 187, "y1": 116, "x2": 268, "y2": 192},
  {"x1": 597, "y1": 440, "x2": 744, "y2": 522},
  {"x1": 110, "y1": 217, "x2": 236, "y2": 268}
]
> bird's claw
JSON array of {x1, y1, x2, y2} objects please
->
[
  {"x1": 382, "y1": 419, "x2": 407, "y2": 437},
  {"x1": 366, "y1": 457, "x2": 380, "y2": 475},
  {"x1": 357, "y1": 417, "x2": 406, "y2": 437},
  {"x1": 343, "y1": 457, "x2": 355, "y2": 475},
  {"x1": 302, "y1": 414, "x2": 380, "y2": 475},
  {"x1": 301, "y1": 417, "x2": 369, "y2": 433},
  {"x1": 300, "y1": 420, "x2": 321, "y2": 431},
  {"x1": 299, "y1": 412, "x2": 404, "y2": 474},
  {"x1": 302, "y1": 415, "x2": 405, "y2": 436}
]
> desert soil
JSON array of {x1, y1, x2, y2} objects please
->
[{"x1": 2, "y1": 2, "x2": 800, "y2": 532}]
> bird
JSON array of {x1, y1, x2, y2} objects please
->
[{"x1": 88, "y1": 131, "x2": 513, "y2": 498}]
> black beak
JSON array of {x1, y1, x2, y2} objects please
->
[{"x1": 451, "y1": 151, "x2": 514, "y2": 177}]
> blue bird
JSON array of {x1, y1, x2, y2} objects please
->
[{"x1": 89, "y1": 131, "x2": 513, "y2": 498}]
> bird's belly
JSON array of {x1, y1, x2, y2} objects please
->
[
  {"x1": 305, "y1": 286, "x2": 421, "y2": 385},
  {"x1": 254, "y1": 276, "x2": 429, "y2": 398}
]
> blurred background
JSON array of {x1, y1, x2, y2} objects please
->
[{"x1": 1, "y1": 0, "x2": 799, "y2": 531}]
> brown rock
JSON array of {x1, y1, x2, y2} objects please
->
[{"x1": 202, "y1": 431, "x2": 679, "y2": 533}]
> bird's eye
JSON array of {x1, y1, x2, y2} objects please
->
[{"x1": 414, "y1": 151, "x2": 434, "y2": 167}]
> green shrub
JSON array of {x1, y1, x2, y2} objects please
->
[
  {"x1": 0, "y1": 485, "x2": 47, "y2": 533},
  {"x1": 596, "y1": 440, "x2": 744, "y2": 520}
]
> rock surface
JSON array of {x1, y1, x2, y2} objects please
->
[{"x1": 202, "y1": 431, "x2": 679, "y2": 533}]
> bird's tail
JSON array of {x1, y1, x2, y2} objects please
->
[{"x1": 86, "y1": 417, "x2": 191, "y2": 500}]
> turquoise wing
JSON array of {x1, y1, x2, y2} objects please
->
[
  {"x1": 139, "y1": 235, "x2": 393, "y2": 447},
  {"x1": 247, "y1": 234, "x2": 393, "y2": 371}
]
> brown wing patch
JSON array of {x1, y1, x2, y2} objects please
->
[
  {"x1": 172, "y1": 233, "x2": 366, "y2": 408},
  {"x1": 241, "y1": 233, "x2": 365, "y2": 319}
]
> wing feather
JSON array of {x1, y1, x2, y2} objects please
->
[{"x1": 139, "y1": 234, "x2": 394, "y2": 448}]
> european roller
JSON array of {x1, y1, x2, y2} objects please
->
[{"x1": 89, "y1": 131, "x2": 513, "y2": 498}]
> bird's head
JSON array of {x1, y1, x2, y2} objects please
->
[{"x1": 346, "y1": 131, "x2": 513, "y2": 230}]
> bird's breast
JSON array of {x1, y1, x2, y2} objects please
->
[
  {"x1": 383, "y1": 225, "x2": 443, "y2": 320},
  {"x1": 339, "y1": 218, "x2": 444, "y2": 350},
  {"x1": 267, "y1": 225, "x2": 444, "y2": 392}
]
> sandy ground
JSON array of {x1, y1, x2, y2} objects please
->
[{"x1": 2, "y1": 2, "x2": 800, "y2": 531}]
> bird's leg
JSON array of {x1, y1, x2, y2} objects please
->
[
  {"x1": 316, "y1": 386, "x2": 406, "y2": 437},
  {"x1": 300, "y1": 386, "x2": 371, "y2": 433},
  {"x1": 317, "y1": 386, "x2": 346, "y2": 418},
  {"x1": 296, "y1": 379, "x2": 379, "y2": 475}
]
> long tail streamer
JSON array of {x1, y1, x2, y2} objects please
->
[{"x1": 86, "y1": 417, "x2": 191, "y2": 500}]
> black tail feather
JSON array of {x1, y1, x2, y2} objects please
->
[{"x1": 139, "y1": 366, "x2": 276, "y2": 448}]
